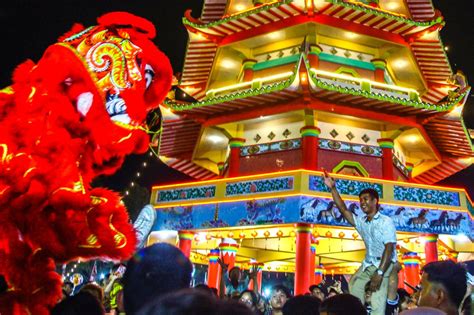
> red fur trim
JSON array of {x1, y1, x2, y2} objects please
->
[{"x1": 97, "y1": 12, "x2": 156, "y2": 39}]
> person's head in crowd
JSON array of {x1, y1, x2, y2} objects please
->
[
  {"x1": 319, "y1": 293, "x2": 366, "y2": 315},
  {"x1": 282, "y1": 295, "x2": 321, "y2": 315},
  {"x1": 0, "y1": 275, "x2": 8, "y2": 294},
  {"x1": 228, "y1": 266, "x2": 244, "y2": 286},
  {"x1": 238, "y1": 290, "x2": 259, "y2": 312},
  {"x1": 62, "y1": 281, "x2": 74, "y2": 296},
  {"x1": 461, "y1": 260, "x2": 473, "y2": 315},
  {"x1": 51, "y1": 291, "x2": 104, "y2": 315},
  {"x1": 397, "y1": 288, "x2": 412, "y2": 312},
  {"x1": 136, "y1": 289, "x2": 218, "y2": 315},
  {"x1": 418, "y1": 260, "x2": 467, "y2": 315},
  {"x1": 80, "y1": 282, "x2": 104, "y2": 304},
  {"x1": 123, "y1": 243, "x2": 193, "y2": 315},
  {"x1": 270, "y1": 284, "x2": 292, "y2": 313},
  {"x1": 358, "y1": 188, "x2": 379, "y2": 214},
  {"x1": 400, "y1": 307, "x2": 447, "y2": 315},
  {"x1": 309, "y1": 284, "x2": 327, "y2": 301},
  {"x1": 194, "y1": 283, "x2": 216, "y2": 297},
  {"x1": 217, "y1": 298, "x2": 256, "y2": 315}
]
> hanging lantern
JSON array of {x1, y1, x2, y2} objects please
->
[
  {"x1": 239, "y1": 232, "x2": 246, "y2": 239},
  {"x1": 313, "y1": 230, "x2": 319, "y2": 238},
  {"x1": 314, "y1": 239, "x2": 319, "y2": 245},
  {"x1": 415, "y1": 238, "x2": 420, "y2": 244},
  {"x1": 403, "y1": 238, "x2": 410, "y2": 243},
  {"x1": 251, "y1": 231, "x2": 258, "y2": 238},
  {"x1": 325, "y1": 231, "x2": 332, "y2": 238},
  {"x1": 352, "y1": 232, "x2": 358, "y2": 240},
  {"x1": 276, "y1": 230, "x2": 283, "y2": 238},
  {"x1": 338, "y1": 232, "x2": 345, "y2": 239},
  {"x1": 228, "y1": 232, "x2": 234, "y2": 238},
  {"x1": 264, "y1": 231, "x2": 270, "y2": 238},
  {"x1": 289, "y1": 231, "x2": 296, "y2": 237},
  {"x1": 206, "y1": 234, "x2": 212, "y2": 241}
]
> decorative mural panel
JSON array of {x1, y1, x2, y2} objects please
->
[
  {"x1": 319, "y1": 139, "x2": 382, "y2": 157},
  {"x1": 309, "y1": 176, "x2": 383, "y2": 198},
  {"x1": 156, "y1": 186, "x2": 216, "y2": 203},
  {"x1": 393, "y1": 156, "x2": 409, "y2": 177},
  {"x1": 153, "y1": 196, "x2": 472, "y2": 236},
  {"x1": 394, "y1": 186, "x2": 460, "y2": 207},
  {"x1": 226, "y1": 176, "x2": 294, "y2": 196},
  {"x1": 240, "y1": 139, "x2": 301, "y2": 157}
]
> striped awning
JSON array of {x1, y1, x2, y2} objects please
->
[
  {"x1": 184, "y1": 1, "x2": 303, "y2": 37},
  {"x1": 181, "y1": 39, "x2": 218, "y2": 85},
  {"x1": 424, "y1": 116, "x2": 474, "y2": 157},
  {"x1": 200, "y1": 0, "x2": 227, "y2": 23},
  {"x1": 412, "y1": 157, "x2": 471, "y2": 185},
  {"x1": 405, "y1": 0, "x2": 436, "y2": 21},
  {"x1": 163, "y1": 158, "x2": 218, "y2": 180},
  {"x1": 159, "y1": 118, "x2": 202, "y2": 158}
]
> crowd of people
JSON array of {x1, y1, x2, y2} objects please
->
[{"x1": 47, "y1": 242, "x2": 472, "y2": 315}]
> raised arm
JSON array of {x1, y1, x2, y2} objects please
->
[{"x1": 322, "y1": 169, "x2": 355, "y2": 226}]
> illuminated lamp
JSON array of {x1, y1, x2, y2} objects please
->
[
  {"x1": 206, "y1": 234, "x2": 212, "y2": 240},
  {"x1": 403, "y1": 238, "x2": 410, "y2": 243},
  {"x1": 338, "y1": 232, "x2": 345, "y2": 239},
  {"x1": 352, "y1": 232, "x2": 358, "y2": 240},
  {"x1": 264, "y1": 231, "x2": 270, "y2": 238},
  {"x1": 313, "y1": 230, "x2": 320, "y2": 238},
  {"x1": 251, "y1": 231, "x2": 258, "y2": 238},
  {"x1": 276, "y1": 230, "x2": 284, "y2": 238},
  {"x1": 325, "y1": 231, "x2": 332, "y2": 238},
  {"x1": 345, "y1": 32, "x2": 359, "y2": 39},
  {"x1": 289, "y1": 231, "x2": 296, "y2": 237},
  {"x1": 393, "y1": 59, "x2": 408, "y2": 69},
  {"x1": 228, "y1": 232, "x2": 234, "y2": 238},
  {"x1": 221, "y1": 59, "x2": 237, "y2": 69},
  {"x1": 239, "y1": 232, "x2": 246, "y2": 239}
]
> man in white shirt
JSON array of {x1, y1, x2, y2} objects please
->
[{"x1": 323, "y1": 170, "x2": 397, "y2": 315}]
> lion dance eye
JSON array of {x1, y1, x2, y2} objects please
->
[{"x1": 144, "y1": 64, "x2": 155, "y2": 89}]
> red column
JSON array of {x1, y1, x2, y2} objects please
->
[
  {"x1": 309, "y1": 242, "x2": 317, "y2": 285},
  {"x1": 228, "y1": 138, "x2": 245, "y2": 177},
  {"x1": 371, "y1": 59, "x2": 387, "y2": 83},
  {"x1": 402, "y1": 252, "x2": 421, "y2": 294},
  {"x1": 178, "y1": 231, "x2": 194, "y2": 258},
  {"x1": 308, "y1": 44, "x2": 322, "y2": 69},
  {"x1": 424, "y1": 234, "x2": 438, "y2": 264},
  {"x1": 314, "y1": 265, "x2": 324, "y2": 285},
  {"x1": 207, "y1": 249, "x2": 221, "y2": 292},
  {"x1": 377, "y1": 138, "x2": 394, "y2": 180},
  {"x1": 295, "y1": 223, "x2": 312, "y2": 295},
  {"x1": 219, "y1": 239, "x2": 239, "y2": 270},
  {"x1": 300, "y1": 126, "x2": 321, "y2": 171},
  {"x1": 242, "y1": 59, "x2": 257, "y2": 82}
]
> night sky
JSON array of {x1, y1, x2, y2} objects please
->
[{"x1": 1, "y1": 0, "x2": 472, "y2": 196}]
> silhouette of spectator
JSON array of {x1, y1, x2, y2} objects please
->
[
  {"x1": 282, "y1": 295, "x2": 320, "y2": 315},
  {"x1": 194, "y1": 283, "x2": 217, "y2": 297},
  {"x1": 319, "y1": 293, "x2": 366, "y2": 315},
  {"x1": 135, "y1": 288, "x2": 253, "y2": 315},
  {"x1": 418, "y1": 260, "x2": 467, "y2": 315},
  {"x1": 400, "y1": 307, "x2": 446, "y2": 314},
  {"x1": 51, "y1": 291, "x2": 104, "y2": 315},
  {"x1": 80, "y1": 282, "x2": 104, "y2": 305},
  {"x1": 123, "y1": 243, "x2": 193, "y2": 315}
]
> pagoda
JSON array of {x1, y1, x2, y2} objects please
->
[{"x1": 151, "y1": 0, "x2": 473, "y2": 295}]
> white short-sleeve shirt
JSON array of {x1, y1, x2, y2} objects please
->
[{"x1": 353, "y1": 211, "x2": 397, "y2": 270}]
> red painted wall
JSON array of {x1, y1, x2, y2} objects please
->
[{"x1": 239, "y1": 150, "x2": 302, "y2": 175}]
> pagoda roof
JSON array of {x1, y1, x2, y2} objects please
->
[
  {"x1": 181, "y1": 0, "x2": 450, "y2": 102},
  {"x1": 183, "y1": 0, "x2": 443, "y2": 39},
  {"x1": 167, "y1": 56, "x2": 465, "y2": 118}
]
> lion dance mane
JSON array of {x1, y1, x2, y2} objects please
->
[{"x1": 0, "y1": 12, "x2": 172, "y2": 314}]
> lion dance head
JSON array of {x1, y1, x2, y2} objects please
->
[{"x1": 0, "y1": 12, "x2": 172, "y2": 314}]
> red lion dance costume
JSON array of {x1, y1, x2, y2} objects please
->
[{"x1": 0, "y1": 12, "x2": 172, "y2": 314}]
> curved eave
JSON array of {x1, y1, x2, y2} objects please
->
[
  {"x1": 160, "y1": 157, "x2": 218, "y2": 180},
  {"x1": 183, "y1": 0, "x2": 443, "y2": 39},
  {"x1": 412, "y1": 157, "x2": 472, "y2": 185},
  {"x1": 424, "y1": 116, "x2": 474, "y2": 157},
  {"x1": 165, "y1": 73, "x2": 301, "y2": 116},
  {"x1": 307, "y1": 70, "x2": 467, "y2": 117}
]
